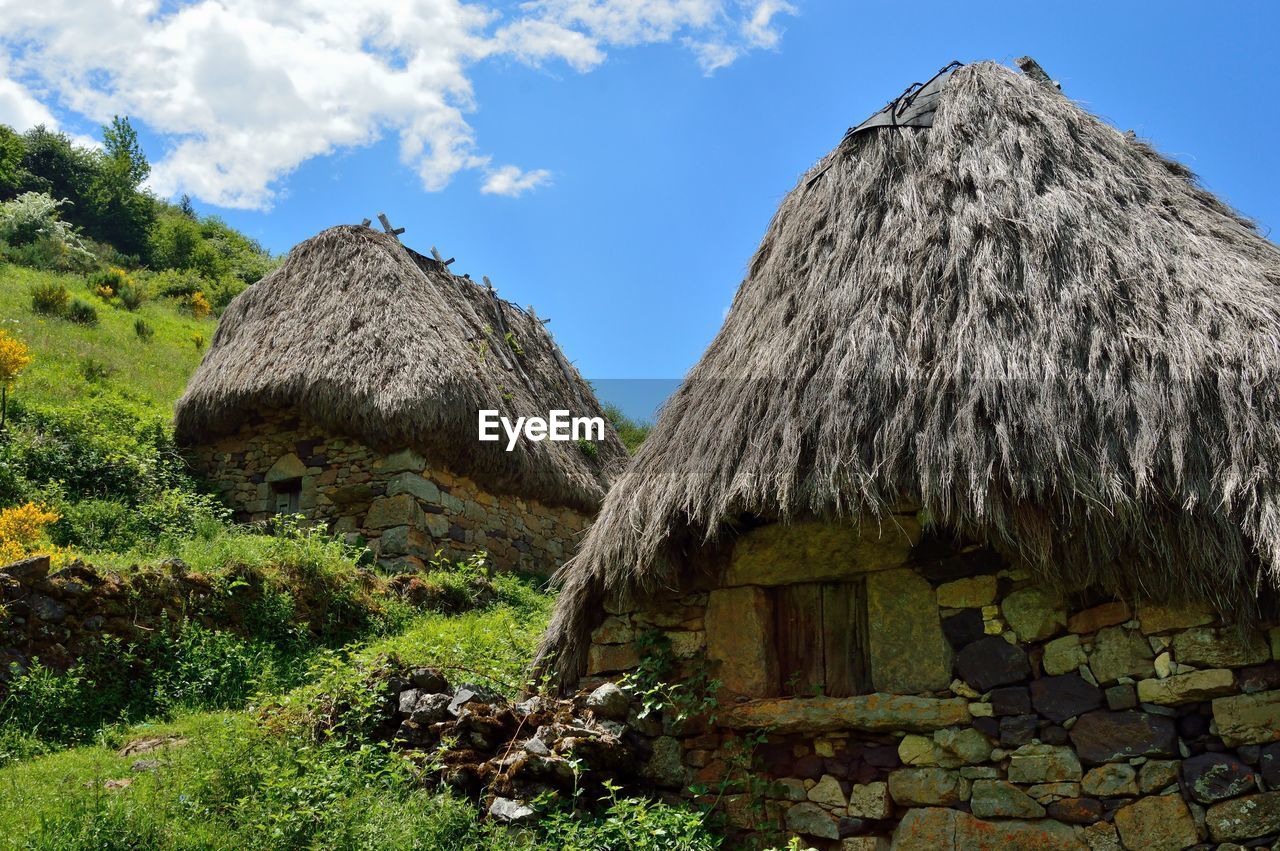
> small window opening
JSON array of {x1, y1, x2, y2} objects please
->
[
  {"x1": 271, "y1": 478, "x2": 302, "y2": 515},
  {"x1": 772, "y1": 580, "x2": 872, "y2": 698}
]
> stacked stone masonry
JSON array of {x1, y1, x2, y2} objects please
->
[
  {"x1": 586, "y1": 518, "x2": 1280, "y2": 849},
  {"x1": 185, "y1": 409, "x2": 588, "y2": 575}
]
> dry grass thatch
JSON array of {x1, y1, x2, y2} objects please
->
[
  {"x1": 175, "y1": 226, "x2": 627, "y2": 512},
  {"x1": 537, "y1": 60, "x2": 1280, "y2": 690}
]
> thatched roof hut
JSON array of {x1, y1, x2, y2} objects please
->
[
  {"x1": 175, "y1": 225, "x2": 626, "y2": 514},
  {"x1": 539, "y1": 59, "x2": 1280, "y2": 690}
]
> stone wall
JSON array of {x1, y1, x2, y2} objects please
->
[
  {"x1": 585, "y1": 518, "x2": 1280, "y2": 849},
  {"x1": 185, "y1": 409, "x2": 588, "y2": 575}
]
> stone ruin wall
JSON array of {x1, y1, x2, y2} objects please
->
[
  {"x1": 584, "y1": 518, "x2": 1280, "y2": 850},
  {"x1": 185, "y1": 409, "x2": 588, "y2": 575}
]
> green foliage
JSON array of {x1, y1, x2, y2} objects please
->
[
  {"x1": 0, "y1": 126, "x2": 24, "y2": 194},
  {"x1": 30, "y1": 280, "x2": 69, "y2": 316},
  {"x1": 134, "y1": 318, "x2": 155, "y2": 341},
  {"x1": 118, "y1": 279, "x2": 145, "y2": 310},
  {"x1": 604, "y1": 402, "x2": 653, "y2": 454},
  {"x1": 65, "y1": 297, "x2": 99, "y2": 326},
  {"x1": 78, "y1": 357, "x2": 113, "y2": 383},
  {"x1": 576, "y1": 436, "x2": 599, "y2": 458}
]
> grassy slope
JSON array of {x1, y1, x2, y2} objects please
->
[{"x1": 0, "y1": 264, "x2": 212, "y2": 417}]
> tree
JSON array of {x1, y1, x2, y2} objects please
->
[
  {"x1": 91, "y1": 115, "x2": 155, "y2": 258},
  {"x1": 0, "y1": 330, "x2": 32, "y2": 430},
  {"x1": 0, "y1": 125, "x2": 27, "y2": 200}
]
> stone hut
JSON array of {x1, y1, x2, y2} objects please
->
[
  {"x1": 175, "y1": 225, "x2": 627, "y2": 574},
  {"x1": 536, "y1": 61, "x2": 1280, "y2": 848}
]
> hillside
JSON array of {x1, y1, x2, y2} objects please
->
[{"x1": 1, "y1": 265, "x2": 208, "y2": 416}]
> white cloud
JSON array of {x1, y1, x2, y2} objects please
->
[
  {"x1": 481, "y1": 164, "x2": 552, "y2": 196},
  {"x1": 0, "y1": 0, "x2": 795, "y2": 209}
]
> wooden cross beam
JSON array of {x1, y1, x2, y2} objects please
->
[
  {"x1": 1015, "y1": 56, "x2": 1061, "y2": 92},
  {"x1": 377, "y1": 212, "x2": 406, "y2": 239},
  {"x1": 431, "y1": 246, "x2": 456, "y2": 267},
  {"x1": 360, "y1": 218, "x2": 371, "y2": 227}
]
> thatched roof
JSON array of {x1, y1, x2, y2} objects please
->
[
  {"x1": 175, "y1": 225, "x2": 627, "y2": 512},
  {"x1": 537, "y1": 60, "x2": 1280, "y2": 690}
]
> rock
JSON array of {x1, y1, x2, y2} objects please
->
[
  {"x1": 887, "y1": 767, "x2": 966, "y2": 806},
  {"x1": 1137, "y1": 601, "x2": 1214, "y2": 634},
  {"x1": 1104, "y1": 683, "x2": 1138, "y2": 711},
  {"x1": 584, "y1": 682, "x2": 630, "y2": 720},
  {"x1": 955, "y1": 636, "x2": 1031, "y2": 692},
  {"x1": 397, "y1": 688, "x2": 425, "y2": 715},
  {"x1": 1043, "y1": 634, "x2": 1088, "y2": 676},
  {"x1": 643, "y1": 736, "x2": 685, "y2": 788},
  {"x1": 448, "y1": 686, "x2": 498, "y2": 716},
  {"x1": 489, "y1": 797, "x2": 535, "y2": 824},
  {"x1": 1238, "y1": 661, "x2": 1280, "y2": 694},
  {"x1": 1047, "y1": 797, "x2": 1103, "y2": 824},
  {"x1": 365, "y1": 494, "x2": 425, "y2": 530},
  {"x1": 1067, "y1": 601, "x2": 1131, "y2": 634},
  {"x1": 1069, "y1": 710, "x2": 1178, "y2": 764},
  {"x1": 1212, "y1": 690, "x2": 1280, "y2": 746},
  {"x1": 29, "y1": 595, "x2": 66, "y2": 623},
  {"x1": 898, "y1": 734, "x2": 936, "y2": 766},
  {"x1": 3, "y1": 555, "x2": 49, "y2": 581},
  {"x1": 1153, "y1": 651, "x2": 1173, "y2": 678},
  {"x1": 1136, "y1": 668, "x2": 1235, "y2": 705},
  {"x1": 1260, "y1": 742, "x2": 1280, "y2": 786},
  {"x1": 1001, "y1": 588, "x2": 1066, "y2": 642},
  {"x1": 1180, "y1": 753, "x2": 1257, "y2": 804},
  {"x1": 847, "y1": 782, "x2": 891, "y2": 819},
  {"x1": 982, "y1": 687, "x2": 1026, "y2": 718},
  {"x1": 807, "y1": 774, "x2": 848, "y2": 808},
  {"x1": 1007, "y1": 744, "x2": 1083, "y2": 784},
  {"x1": 523, "y1": 737, "x2": 550, "y2": 756},
  {"x1": 587, "y1": 643, "x2": 640, "y2": 675},
  {"x1": 1081, "y1": 820, "x2": 1122, "y2": 851},
  {"x1": 998, "y1": 715, "x2": 1039, "y2": 748},
  {"x1": 785, "y1": 801, "x2": 840, "y2": 840},
  {"x1": 942, "y1": 609, "x2": 985, "y2": 648},
  {"x1": 410, "y1": 693, "x2": 451, "y2": 724},
  {"x1": 1138, "y1": 759, "x2": 1179, "y2": 794},
  {"x1": 1206, "y1": 790, "x2": 1280, "y2": 841},
  {"x1": 727, "y1": 520, "x2": 918, "y2": 586},
  {"x1": 386, "y1": 472, "x2": 440, "y2": 503},
  {"x1": 969, "y1": 779, "x2": 1046, "y2": 818},
  {"x1": 1031, "y1": 673, "x2": 1105, "y2": 723},
  {"x1": 933, "y1": 727, "x2": 992, "y2": 766},
  {"x1": 935, "y1": 576, "x2": 997, "y2": 608},
  {"x1": 130, "y1": 759, "x2": 160, "y2": 772},
  {"x1": 889, "y1": 808, "x2": 1080, "y2": 850},
  {"x1": 1113, "y1": 795, "x2": 1199, "y2": 850},
  {"x1": 840, "y1": 839, "x2": 889, "y2": 851},
  {"x1": 1081, "y1": 763, "x2": 1138, "y2": 797},
  {"x1": 1026, "y1": 782, "x2": 1082, "y2": 804},
  {"x1": 720, "y1": 694, "x2": 970, "y2": 734},
  {"x1": 1088, "y1": 627, "x2": 1155, "y2": 684},
  {"x1": 705, "y1": 586, "x2": 776, "y2": 696},
  {"x1": 865, "y1": 569, "x2": 951, "y2": 694},
  {"x1": 590, "y1": 616, "x2": 633, "y2": 645},
  {"x1": 1173, "y1": 627, "x2": 1270, "y2": 668},
  {"x1": 409, "y1": 667, "x2": 449, "y2": 692}
]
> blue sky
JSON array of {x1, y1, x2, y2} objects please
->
[{"x1": 3, "y1": 1, "x2": 1278, "y2": 421}]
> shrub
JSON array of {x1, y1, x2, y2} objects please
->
[
  {"x1": 188, "y1": 290, "x2": 211, "y2": 319},
  {"x1": 78, "y1": 357, "x2": 113, "y2": 382},
  {"x1": 30, "y1": 280, "x2": 69, "y2": 316},
  {"x1": 0, "y1": 192, "x2": 95, "y2": 271},
  {"x1": 192, "y1": 332, "x2": 206, "y2": 350},
  {"x1": 0, "y1": 501, "x2": 59, "y2": 563},
  {"x1": 65, "y1": 297, "x2": 98, "y2": 325},
  {"x1": 134, "y1": 317, "x2": 154, "y2": 341},
  {"x1": 117, "y1": 279, "x2": 145, "y2": 310}
]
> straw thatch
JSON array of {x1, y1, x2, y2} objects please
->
[
  {"x1": 537, "y1": 60, "x2": 1280, "y2": 690},
  {"x1": 175, "y1": 225, "x2": 627, "y2": 512}
]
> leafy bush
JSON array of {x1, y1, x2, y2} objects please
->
[
  {"x1": 78, "y1": 357, "x2": 113, "y2": 383},
  {"x1": 65, "y1": 297, "x2": 98, "y2": 326},
  {"x1": 134, "y1": 317, "x2": 154, "y2": 341},
  {"x1": 0, "y1": 501, "x2": 59, "y2": 563},
  {"x1": 605, "y1": 403, "x2": 653, "y2": 454},
  {"x1": 0, "y1": 193, "x2": 95, "y2": 273},
  {"x1": 117, "y1": 279, "x2": 145, "y2": 310},
  {"x1": 30, "y1": 280, "x2": 69, "y2": 316}
]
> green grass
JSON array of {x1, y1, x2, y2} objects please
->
[{"x1": 1, "y1": 263, "x2": 211, "y2": 417}]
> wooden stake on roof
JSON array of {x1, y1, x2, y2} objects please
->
[
  {"x1": 431, "y1": 246, "x2": 456, "y2": 268},
  {"x1": 377, "y1": 212, "x2": 405, "y2": 239},
  {"x1": 483, "y1": 276, "x2": 536, "y2": 396},
  {"x1": 1015, "y1": 56, "x2": 1062, "y2": 92},
  {"x1": 360, "y1": 218, "x2": 371, "y2": 227},
  {"x1": 529, "y1": 305, "x2": 586, "y2": 410}
]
